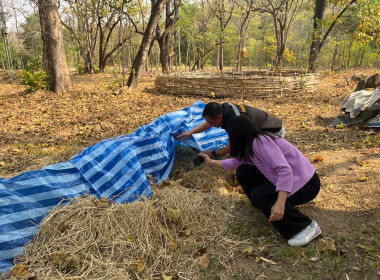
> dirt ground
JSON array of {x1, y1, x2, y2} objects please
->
[{"x1": 0, "y1": 68, "x2": 379, "y2": 280}]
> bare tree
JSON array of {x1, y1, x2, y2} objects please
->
[
  {"x1": 61, "y1": 0, "x2": 133, "y2": 73},
  {"x1": 208, "y1": 0, "x2": 234, "y2": 70},
  {"x1": 234, "y1": 0, "x2": 256, "y2": 71},
  {"x1": 308, "y1": 0, "x2": 356, "y2": 72},
  {"x1": 156, "y1": 0, "x2": 180, "y2": 74},
  {"x1": 127, "y1": 0, "x2": 169, "y2": 89},
  {"x1": 38, "y1": 0, "x2": 70, "y2": 93},
  {"x1": 260, "y1": 0, "x2": 303, "y2": 70}
]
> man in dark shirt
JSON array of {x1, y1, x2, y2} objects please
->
[{"x1": 176, "y1": 102, "x2": 284, "y2": 157}]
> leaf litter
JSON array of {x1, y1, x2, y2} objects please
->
[{"x1": 1, "y1": 70, "x2": 380, "y2": 279}]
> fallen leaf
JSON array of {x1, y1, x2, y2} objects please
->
[
  {"x1": 260, "y1": 257, "x2": 277, "y2": 265},
  {"x1": 131, "y1": 259, "x2": 145, "y2": 274},
  {"x1": 9, "y1": 264, "x2": 28, "y2": 276},
  {"x1": 318, "y1": 238, "x2": 337, "y2": 252},
  {"x1": 199, "y1": 255, "x2": 210, "y2": 268},
  {"x1": 242, "y1": 246, "x2": 255, "y2": 256},
  {"x1": 161, "y1": 180, "x2": 175, "y2": 187},
  {"x1": 10, "y1": 148, "x2": 22, "y2": 155},
  {"x1": 355, "y1": 158, "x2": 365, "y2": 166},
  {"x1": 357, "y1": 244, "x2": 375, "y2": 251},
  {"x1": 223, "y1": 182, "x2": 234, "y2": 193},
  {"x1": 167, "y1": 207, "x2": 181, "y2": 223},
  {"x1": 194, "y1": 247, "x2": 207, "y2": 256},
  {"x1": 313, "y1": 156, "x2": 324, "y2": 163},
  {"x1": 310, "y1": 255, "x2": 320, "y2": 262},
  {"x1": 310, "y1": 252, "x2": 321, "y2": 262},
  {"x1": 359, "y1": 177, "x2": 368, "y2": 181},
  {"x1": 202, "y1": 182, "x2": 212, "y2": 192},
  {"x1": 162, "y1": 273, "x2": 173, "y2": 280},
  {"x1": 127, "y1": 235, "x2": 135, "y2": 242},
  {"x1": 236, "y1": 186, "x2": 244, "y2": 194}
]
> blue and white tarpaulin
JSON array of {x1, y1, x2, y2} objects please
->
[{"x1": 0, "y1": 101, "x2": 228, "y2": 274}]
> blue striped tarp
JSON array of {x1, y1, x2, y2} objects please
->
[{"x1": 0, "y1": 101, "x2": 228, "y2": 274}]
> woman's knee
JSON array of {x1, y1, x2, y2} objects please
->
[
  {"x1": 249, "y1": 184, "x2": 277, "y2": 210},
  {"x1": 236, "y1": 164, "x2": 253, "y2": 182}
]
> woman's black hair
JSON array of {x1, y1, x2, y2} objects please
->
[{"x1": 226, "y1": 115, "x2": 275, "y2": 161}]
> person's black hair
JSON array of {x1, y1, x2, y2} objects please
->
[
  {"x1": 226, "y1": 115, "x2": 275, "y2": 161},
  {"x1": 202, "y1": 102, "x2": 222, "y2": 119}
]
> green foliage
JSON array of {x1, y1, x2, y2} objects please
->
[
  {"x1": 283, "y1": 48, "x2": 296, "y2": 64},
  {"x1": 356, "y1": 0, "x2": 380, "y2": 44},
  {"x1": 93, "y1": 65, "x2": 101, "y2": 74},
  {"x1": 76, "y1": 65, "x2": 86, "y2": 74},
  {"x1": 20, "y1": 14, "x2": 43, "y2": 60},
  {"x1": 20, "y1": 58, "x2": 48, "y2": 92}
]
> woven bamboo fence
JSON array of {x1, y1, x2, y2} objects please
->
[{"x1": 154, "y1": 70, "x2": 319, "y2": 98}]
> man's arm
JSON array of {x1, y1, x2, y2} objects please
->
[
  {"x1": 175, "y1": 122, "x2": 212, "y2": 141},
  {"x1": 212, "y1": 140, "x2": 230, "y2": 157}
]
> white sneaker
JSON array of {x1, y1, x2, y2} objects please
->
[{"x1": 288, "y1": 221, "x2": 321, "y2": 246}]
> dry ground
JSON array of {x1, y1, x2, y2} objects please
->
[{"x1": 0, "y1": 68, "x2": 379, "y2": 280}]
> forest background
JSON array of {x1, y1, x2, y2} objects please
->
[{"x1": 1, "y1": 0, "x2": 379, "y2": 82}]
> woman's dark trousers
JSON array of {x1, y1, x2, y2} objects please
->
[{"x1": 236, "y1": 164, "x2": 320, "y2": 239}]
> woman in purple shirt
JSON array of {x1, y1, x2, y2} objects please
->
[{"x1": 200, "y1": 115, "x2": 321, "y2": 246}]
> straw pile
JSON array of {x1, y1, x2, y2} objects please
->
[{"x1": 9, "y1": 147, "x2": 254, "y2": 280}]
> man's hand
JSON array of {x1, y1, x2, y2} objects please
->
[{"x1": 175, "y1": 131, "x2": 192, "y2": 141}]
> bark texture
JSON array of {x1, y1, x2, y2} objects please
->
[{"x1": 38, "y1": 0, "x2": 70, "y2": 93}]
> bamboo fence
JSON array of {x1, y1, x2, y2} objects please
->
[{"x1": 154, "y1": 70, "x2": 319, "y2": 98}]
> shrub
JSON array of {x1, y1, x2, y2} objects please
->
[{"x1": 20, "y1": 59, "x2": 48, "y2": 92}]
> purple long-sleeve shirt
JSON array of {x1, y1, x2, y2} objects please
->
[{"x1": 221, "y1": 135, "x2": 315, "y2": 197}]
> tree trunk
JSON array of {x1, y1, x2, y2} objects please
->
[
  {"x1": 177, "y1": 28, "x2": 181, "y2": 69},
  {"x1": 218, "y1": 14, "x2": 224, "y2": 71},
  {"x1": 331, "y1": 44, "x2": 338, "y2": 71},
  {"x1": 346, "y1": 37, "x2": 353, "y2": 68},
  {"x1": 308, "y1": 0, "x2": 326, "y2": 72},
  {"x1": 235, "y1": 11, "x2": 250, "y2": 71},
  {"x1": 308, "y1": 0, "x2": 356, "y2": 72},
  {"x1": 12, "y1": 6, "x2": 24, "y2": 68},
  {"x1": 38, "y1": 0, "x2": 70, "y2": 93},
  {"x1": 0, "y1": 52, "x2": 5, "y2": 70},
  {"x1": 127, "y1": 0, "x2": 169, "y2": 89},
  {"x1": 219, "y1": 39, "x2": 223, "y2": 71},
  {"x1": 157, "y1": 30, "x2": 170, "y2": 74},
  {"x1": 185, "y1": 40, "x2": 189, "y2": 70}
]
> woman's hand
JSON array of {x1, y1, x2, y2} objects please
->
[
  {"x1": 199, "y1": 153, "x2": 213, "y2": 165},
  {"x1": 269, "y1": 191, "x2": 287, "y2": 222},
  {"x1": 269, "y1": 201, "x2": 285, "y2": 222}
]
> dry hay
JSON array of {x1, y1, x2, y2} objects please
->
[
  {"x1": 8, "y1": 146, "x2": 253, "y2": 279},
  {"x1": 10, "y1": 176, "x2": 248, "y2": 279},
  {"x1": 169, "y1": 145, "x2": 239, "y2": 193}
]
